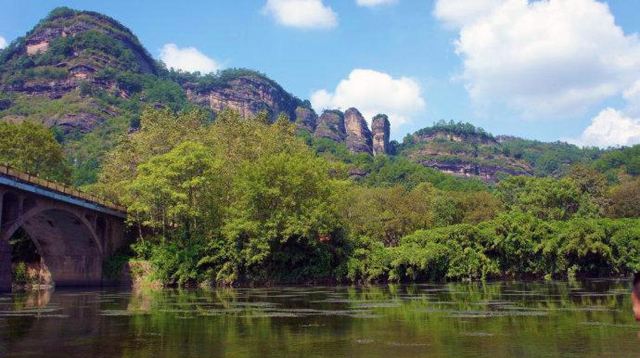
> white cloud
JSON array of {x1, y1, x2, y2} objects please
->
[
  {"x1": 311, "y1": 69, "x2": 426, "y2": 127},
  {"x1": 263, "y1": 0, "x2": 338, "y2": 29},
  {"x1": 434, "y1": 0, "x2": 504, "y2": 28},
  {"x1": 159, "y1": 43, "x2": 221, "y2": 74},
  {"x1": 434, "y1": 0, "x2": 640, "y2": 117},
  {"x1": 356, "y1": 0, "x2": 397, "y2": 7},
  {"x1": 0, "y1": 36, "x2": 7, "y2": 49},
  {"x1": 569, "y1": 108, "x2": 640, "y2": 148},
  {"x1": 624, "y1": 80, "x2": 640, "y2": 116}
]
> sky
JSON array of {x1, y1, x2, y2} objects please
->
[{"x1": 1, "y1": 0, "x2": 640, "y2": 147}]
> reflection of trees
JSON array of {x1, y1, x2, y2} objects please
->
[
  {"x1": 1, "y1": 282, "x2": 637, "y2": 356},
  {"x1": 120, "y1": 281, "x2": 638, "y2": 356},
  {"x1": 12, "y1": 288, "x2": 52, "y2": 309}
]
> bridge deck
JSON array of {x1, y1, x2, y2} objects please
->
[{"x1": 0, "y1": 165, "x2": 126, "y2": 218}]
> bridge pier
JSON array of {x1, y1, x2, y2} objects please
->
[{"x1": 0, "y1": 239, "x2": 10, "y2": 292}]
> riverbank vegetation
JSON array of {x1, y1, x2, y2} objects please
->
[
  {"x1": 90, "y1": 108, "x2": 640, "y2": 286},
  {"x1": 3, "y1": 109, "x2": 640, "y2": 286}
]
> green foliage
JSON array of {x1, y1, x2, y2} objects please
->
[
  {"x1": 594, "y1": 144, "x2": 640, "y2": 177},
  {"x1": 497, "y1": 176, "x2": 599, "y2": 220},
  {"x1": 221, "y1": 148, "x2": 343, "y2": 283},
  {"x1": 410, "y1": 120, "x2": 494, "y2": 142},
  {"x1": 363, "y1": 155, "x2": 488, "y2": 191},
  {"x1": 45, "y1": 7, "x2": 76, "y2": 20},
  {"x1": 23, "y1": 66, "x2": 68, "y2": 80},
  {"x1": 6, "y1": 7, "x2": 637, "y2": 286},
  {"x1": 399, "y1": 123, "x2": 609, "y2": 178},
  {"x1": 0, "y1": 121, "x2": 71, "y2": 182},
  {"x1": 12, "y1": 262, "x2": 29, "y2": 285},
  {"x1": 102, "y1": 246, "x2": 133, "y2": 281},
  {"x1": 500, "y1": 138, "x2": 601, "y2": 177},
  {"x1": 607, "y1": 177, "x2": 640, "y2": 218},
  {"x1": 144, "y1": 80, "x2": 188, "y2": 112},
  {"x1": 340, "y1": 184, "x2": 436, "y2": 246},
  {"x1": 346, "y1": 214, "x2": 640, "y2": 283},
  {"x1": 163, "y1": 67, "x2": 289, "y2": 95},
  {"x1": 102, "y1": 109, "x2": 345, "y2": 285},
  {"x1": 93, "y1": 108, "x2": 640, "y2": 287}
]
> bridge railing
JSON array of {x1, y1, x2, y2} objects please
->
[{"x1": 0, "y1": 165, "x2": 126, "y2": 214}]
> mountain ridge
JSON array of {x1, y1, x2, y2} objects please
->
[{"x1": 0, "y1": 7, "x2": 633, "y2": 185}]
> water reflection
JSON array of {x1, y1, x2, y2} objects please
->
[{"x1": 0, "y1": 280, "x2": 638, "y2": 357}]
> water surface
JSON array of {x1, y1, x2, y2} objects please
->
[{"x1": 0, "y1": 280, "x2": 638, "y2": 357}]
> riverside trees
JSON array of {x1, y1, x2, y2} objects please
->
[{"x1": 95, "y1": 108, "x2": 640, "y2": 286}]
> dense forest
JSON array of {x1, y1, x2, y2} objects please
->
[{"x1": 2, "y1": 108, "x2": 639, "y2": 287}]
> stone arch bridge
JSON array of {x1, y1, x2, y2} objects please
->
[{"x1": 0, "y1": 166, "x2": 126, "y2": 292}]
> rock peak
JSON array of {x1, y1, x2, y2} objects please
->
[
  {"x1": 344, "y1": 108, "x2": 373, "y2": 154},
  {"x1": 295, "y1": 106, "x2": 317, "y2": 132},
  {"x1": 314, "y1": 110, "x2": 346, "y2": 142},
  {"x1": 372, "y1": 114, "x2": 391, "y2": 156}
]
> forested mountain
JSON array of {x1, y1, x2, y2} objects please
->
[
  {"x1": 0, "y1": 7, "x2": 637, "y2": 187},
  {"x1": 398, "y1": 121, "x2": 606, "y2": 181}
]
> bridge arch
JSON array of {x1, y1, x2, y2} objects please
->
[
  {"x1": 0, "y1": 166, "x2": 127, "y2": 292},
  {"x1": 1, "y1": 191, "x2": 105, "y2": 288}
]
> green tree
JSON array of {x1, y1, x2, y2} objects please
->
[
  {"x1": 567, "y1": 165, "x2": 609, "y2": 211},
  {"x1": 340, "y1": 183, "x2": 436, "y2": 246},
  {"x1": 497, "y1": 176, "x2": 598, "y2": 220},
  {"x1": 607, "y1": 178, "x2": 640, "y2": 218},
  {"x1": 0, "y1": 121, "x2": 70, "y2": 182}
]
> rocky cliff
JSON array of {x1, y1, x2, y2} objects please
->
[
  {"x1": 183, "y1": 71, "x2": 310, "y2": 124},
  {"x1": 399, "y1": 121, "x2": 534, "y2": 182},
  {"x1": 295, "y1": 106, "x2": 317, "y2": 132},
  {"x1": 344, "y1": 108, "x2": 373, "y2": 154},
  {"x1": 372, "y1": 114, "x2": 391, "y2": 155},
  {"x1": 315, "y1": 110, "x2": 347, "y2": 142},
  {"x1": 312, "y1": 108, "x2": 394, "y2": 157}
]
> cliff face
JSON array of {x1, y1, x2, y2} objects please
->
[
  {"x1": 0, "y1": 7, "x2": 157, "y2": 134},
  {"x1": 295, "y1": 106, "x2": 317, "y2": 132},
  {"x1": 344, "y1": 108, "x2": 373, "y2": 154},
  {"x1": 312, "y1": 108, "x2": 392, "y2": 157},
  {"x1": 185, "y1": 74, "x2": 304, "y2": 123},
  {"x1": 372, "y1": 114, "x2": 391, "y2": 155},
  {"x1": 400, "y1": 125, "x2": 534, "y2": 182},
  {"x1": 314, "y1": 110, "x2": 347, "y2": 142},
  {"x1": 1, "y1": 8, "x2": 155, "y2": 97}
]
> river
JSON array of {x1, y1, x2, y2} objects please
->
[{"x1": 0, "y1": 280, "x2": 638, "y2": 357}]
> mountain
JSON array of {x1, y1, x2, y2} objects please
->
[
  {"x1": 398, "y1": 121, "x2": 605, "y2": 181},
  {"x1": 0, "y1": 7, "x2": 157, "y2": 134},
  {"x1": 0, "y1": 7, "x2": 632, "y2": 186},
  {"x1": 399, "y1": 122, "x2": 532, "y2": 181}
]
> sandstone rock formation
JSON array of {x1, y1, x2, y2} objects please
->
[
  {"x1": 372, "y1": 114, "x2": 391, "y2": 156},
  {"x1": 294, "y1": 106, "x2": 318, "y2": 132},
  {"x1": 344, "y1": 108, "x2": 373, "y2": 154},
  {"x1": 314, "y1": 110, "x2": 347, "y2": 142},
  {"x1": 185, "y1": 74, "x2": 302, "y2": 123}
]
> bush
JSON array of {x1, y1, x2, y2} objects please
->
[
  {"x1": 102, "y1": 246, "x2": 133, "y2": 281},
  {"x1": 12, "y1": 262, "x2": 29, "y2": 285},
  {"x1": 344, "y1": 215, "x2": 640, "y2": 283}
]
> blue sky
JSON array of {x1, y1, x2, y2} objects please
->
[{"x1": 1, "y1": 0, "x2": 640, "y2": 146}]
